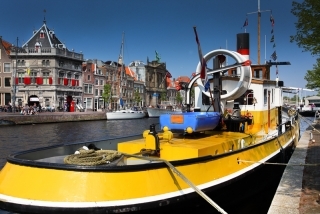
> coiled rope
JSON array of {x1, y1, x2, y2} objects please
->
[
  {"x1": 64, "y1": 149, "x2": 122, "y2": 166},
  {"x1": 287, "y1": 108, "x2": 297, "y2": 117}
]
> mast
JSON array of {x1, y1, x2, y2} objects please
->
[
  {"x1": 246, "y1": 0, "x2": 271, "y2": 64},
  {"x1": 118, "y1": 32, "x2": 124, "y2": 109}
]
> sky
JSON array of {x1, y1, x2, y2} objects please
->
[{"x1": 0, "y1": 0, "x2": 316, "y2": 95}]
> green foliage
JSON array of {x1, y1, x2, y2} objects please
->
[
  {"x1": 102, "y1": 84, "x2": 112, "y2": 104},
  {"x1": 176, "y1": 91, "x2": 183, "y2": 104},
  {"x1": 291, "y1": 0, "x2": 320, "y2": 55},
  {"x1": 291, "y1": 1, "x2": 320, "y2": 92},
  {"x1": 160, "y1": 92, "x2": 167, "y2": 101},
  {"x1": 304, "y1": 58, "x2": 320, "y2": 92},
  {"x1": 133, "y1": 90, "x2": 142, "y2": 106}
]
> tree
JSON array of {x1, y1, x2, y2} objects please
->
[
  {"x1": 304, "y1": 58, "x2": 320, "y2": 92},
  {"x1": 160, "y1": 92, "x2": 167, "y2": 101},
  {"x1": 290, "y1": 0, "x2": 320, "y2": 55},
  {"x1": 176, "y1": 91, "x2": 183, "y2": 105},
  {"x1": 133, "y1": 90, "x2": 142, "y2": 106},
  {"x1": 102, "y1": 84, "x2": 112, "y2": 110},
  {"x1": 291, "y1": 1, "x2": 320, "y2": 92}
]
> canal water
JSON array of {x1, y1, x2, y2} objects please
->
[{"x1": 0, "y1": 117, "x2": 313, "y2": 214}]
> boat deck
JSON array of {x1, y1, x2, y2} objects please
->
[{"x1": 118, "y1": 130, "x2": 276, "y2": 161}]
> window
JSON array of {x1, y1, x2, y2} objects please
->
[
  {"x1": 30, "y1": 72, "x2": 37, "y2": 84},
  {"x1": 100, "y1": 89, "x2": 103, "y2": 96},
  {"x1": 40, "y1": 30, "x2": 45, "y2": 38},
  {"x1": 95, "y1": 79, "x2": 99, "y2": 85},
  {"x1": 58, "y1": 72, "x2": 64, "y2": 85},
  {"x1": 17, "y1": 60, "x2": 25, "y2": 66},
  {"x1": 264, "y1": 89, "x2": 268, "y2": 105},
  {"x1": 87, "y1": 75, "x2": 91, "y2": 81},
  {"x1": 59, "y1": 61, "x2": 64, "y2": 67},
  {"x1": 42, "y1": 60, "x2": 50, "y2": 67},
  {"x1": 86, "y1": 98, "x2": 92, "y2": 109},
  {"x1": 95, "y1": 89, "x2": 98, "y2": 96},
  {"x1": 254, "y1": 69, "x2": 262, "y2": 78},
  {"x1": 5, "y1": 93, "x2": 11, "y2": 106},
  {"x1": 18, "y1": 72, "x2": 25, "y2": 84},
  {"x1": 67, "y1": 73, "x2": 72, "y2": 85},
  {"x1": 75, "y1": 75, "x2": 79, "y2": 86},
  {"x1": 84, "y1": 84, "x2": 93, "y2": 94},
  {"x1": 4, "y1": 77, "x2": 11, "y2": 87},
  {"x1": 100, "y1": 79, "x2": 103, "y2": 85},
  {"x1": 43, "y1": 72, "x2": 49, "y2": 84},
  {"x1": 0, "y1": 77, "x2": 1, "y2": 87},
  {"x1": 4, "y1": 63, "x2": 10, "y2": 73}
]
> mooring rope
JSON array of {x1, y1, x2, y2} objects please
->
[
  {"x1": 238, "y1": 159, "x2": 320, "y2": 166},
  {"x1": 299, "y1": 114, "x2": 320, "y2": 134},
  {"x1": 122, "y1": 153, "x2": 228, "y2": 214}
]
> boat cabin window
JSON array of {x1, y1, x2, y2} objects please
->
[
  {"x1": 264, "y1": 89, "x2": 268, "y2": 105},
  {"x1": 234, "y1": 90, "x2": 254, "y2": 105},
  {"x1": 254, "y1": 69, "x2": 262, "y2": 79}
]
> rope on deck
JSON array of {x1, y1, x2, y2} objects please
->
[{"x1": 64, "y1": 149, "x2": 122, "y2": 166}]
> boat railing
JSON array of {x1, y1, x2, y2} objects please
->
[{"x1": 277, "y1": 119, "x2": 295, "y2": 136}]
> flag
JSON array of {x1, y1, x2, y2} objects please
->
[
  {"x1": 270, "y1": 35, "x2": 274, "y2": 43},
  {"x1": 27, "y1": 67, "x2": 30, "y2": 75},
  {"x1": 276, "y1": 65, "x2": 278, "y2": 75},
  {"x1": 193, "y1": 27, "x2": 207, "y2": 81},
  {"x1": 242, "y1": 18, "x2": 248, "y2": 28},
  {"x1": 204, "y1": 80, "x2": 210, "y2": 92},
  {"x1": 270, "y1": 14, "x2": 275, "y2": 26},
  {"x1": 271, "y1": 51, "x2": 277, "y2": 61}
]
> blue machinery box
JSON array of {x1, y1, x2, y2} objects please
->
[{"x1": 160, "y1": 112, "x2": 221, "y2": 133}]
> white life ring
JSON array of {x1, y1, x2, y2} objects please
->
[{"x1": 195, "y1": 49, "x2": 252, "y2": 101}]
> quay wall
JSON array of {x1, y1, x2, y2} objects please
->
[{"x1": 0, "y1": 112, "x2": 107, "y2": 125}]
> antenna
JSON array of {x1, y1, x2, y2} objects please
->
[{"x1": 43, "y1": 9, "x2": 46, "y2": 24}]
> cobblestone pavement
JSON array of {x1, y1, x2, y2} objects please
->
[{"x1": 299, "y1": 123, "x2": 320, "y2": 214}]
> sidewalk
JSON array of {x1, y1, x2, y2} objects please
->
[
  {"x1": 268, "y1": 120, "x2": 320, "y2": 213},
  {"x1": 0, "y1": 110, "x2": 106, "y2": 125}
]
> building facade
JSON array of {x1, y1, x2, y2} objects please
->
[
  {"x1": 0, "y1": 36, "x2": 13, "y2": 109},
  {"x1": 10, "y1": 20, "x2": 84, "y2": 112}
]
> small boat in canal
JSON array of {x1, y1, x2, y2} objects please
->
[{"x1": 0, "y1": 32, "x2": 300, "y2": 214}]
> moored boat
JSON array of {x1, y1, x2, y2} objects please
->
[
  {"x1": 0, "y1": 32, "x2": 300, "y2": 214},
  {"x1": 106, "y1": 106, "x2": 146, "y2": 120},
  {"x1": 146, "y1": 101, "x2": 181, "y2": 118}
]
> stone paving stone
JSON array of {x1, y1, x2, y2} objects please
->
[{"x1": 268, "y1": 120, "x2": 320, "y2": 214}]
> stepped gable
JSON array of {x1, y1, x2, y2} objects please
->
[{"x1": 22, "y1": 20, "x2": 66, "y2": 49}]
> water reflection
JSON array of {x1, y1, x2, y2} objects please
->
[{"x1": 0, "y1": 118, "x2": 159, "y2": 169}]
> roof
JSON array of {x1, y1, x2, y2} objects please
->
[
  {"x1": 1, "y1": 38, "x2": 12, "y2": 55},
  {"x1": 125, "y1": 67, "x2": 137, "y2": 81},
  {"x1": 22, "y1": 22, "x2": 66, "y2": 49},
  {"x1": 305, "y1": 96, "x2": 320, "y2": 100}
]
